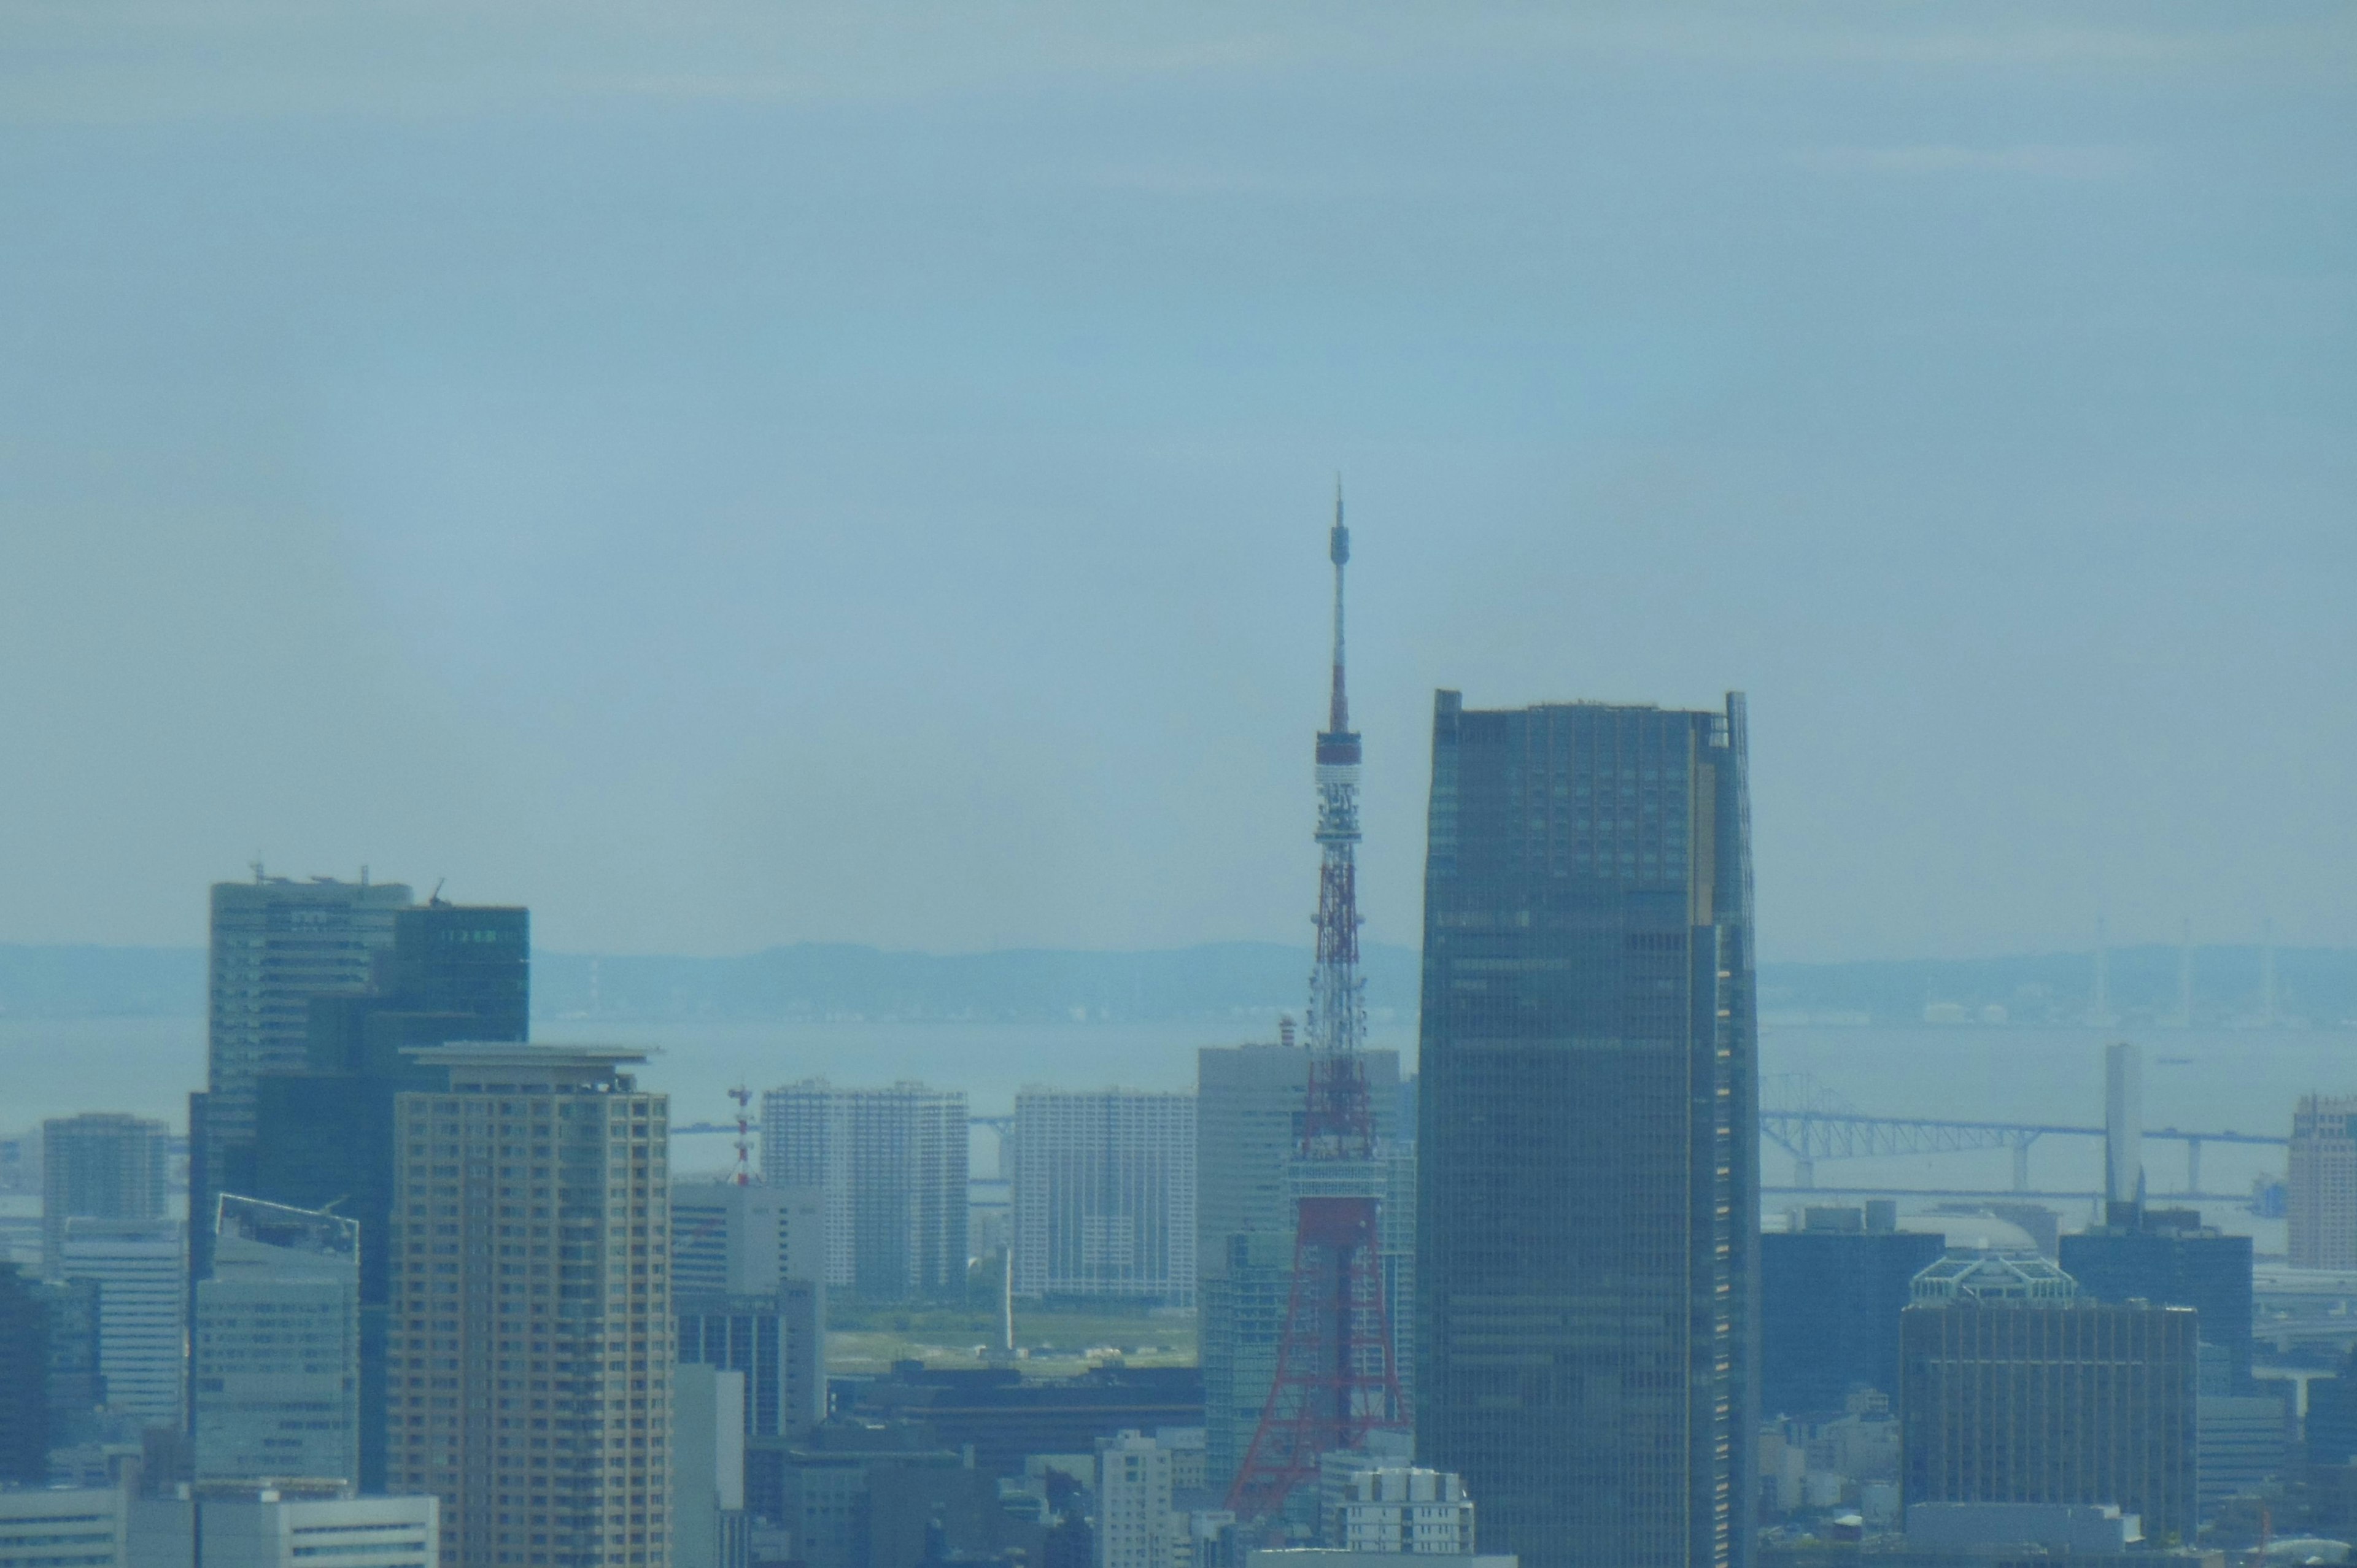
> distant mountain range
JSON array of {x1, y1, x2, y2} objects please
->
[{"x1": 0, "y1": 940, "x2": 2350, "y2": 1029}]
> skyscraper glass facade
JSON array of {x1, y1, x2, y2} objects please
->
[{"x1": 1415, "y1": 693, "x2": 1758, "y2": 1568}]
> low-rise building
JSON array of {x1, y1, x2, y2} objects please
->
[
  {"x1": 1338, "y1": 1469, "x2": 1476, "y2": 1556},
  {"x1": 0, "y1": 1486, "x2": 125, "y2": 1568}
]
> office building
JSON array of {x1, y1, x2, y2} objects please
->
[
  {"x1": 2290, "y1": 1095, "x2": 2357, "y2": 1269},
  {"x1": 1898, "y1": 1255, "x2": 2196, "y2": 1543},
  {"x1": 1196, "y1": 1045, "x2": 1407, "y2": 1493},
  {"x1": 671, "y1": 1180, "x2": 825, "y2": 1298},
  {"x1": 1415, "y1": 694, "x2": 1759, "y2": 1568},
  {"x1": 2197, "y1": 1393, "x2": 2288, "y2": 1520},
  {"x1": 1339, "y1": 1468, "x2": 1477, "y2": 1555},
  {"x1": 386, "y1": 1045, "x2": 670, "y2": 1568},
  {"x1": 193, "y1": 873, "x2": 412, "y2": 1288},
  {"x1": 1099, "y1": 1429, "x2": 1178, "y2": 1568},
  {"x1": 678, "y1": 1284, "x2": 826, "y2": 1515},
  {"x1": 0, "y1": 1262, "x2": 47, "y2": 1483},
  {"x1": 0, "y1": 1486, "x2": 125, "y2": 1568},
  {"x1": 40, "y1": 1114, "x2": 170, "y2": 1282},
  {"x1": 1012, "y1": 1089, "x2": 1196, "y2": 1306},
  {"x1": 837, "y1": 1362, "x2": 1204, "y2": 1479},
  {"x1": 1762, "y1": 1207, "x2": 1946, "y2": 1417},
  {"x1": 761, "y1": 1081, "x2": 967, "y2": 1302},
  {"x1": 60, "y1": 1216, "x2": 185, "y2": 1433},
  {"x1": 674, "y1": 1364, "x2": 748, "y2": 1568},
  {"x1": 2061, "y1": 1207, "x2": 2253, "y2": 1392},
  {"x1": 128, "y1": 1481, "x2": 439, "y2": 1568},
  {"x1": 244, "y1": 899, "x2": 529, "y2": 1494},
  {"x1": 36, "y1": 1276, "x2": 104, "y2": 1459},
  {"x1": 193, "y1": 1195, "x2": 360, "y2": 1484}
]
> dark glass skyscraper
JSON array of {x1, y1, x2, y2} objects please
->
[
  {"x1": 244, "y1": 900, "x2": 528, "y2": 1492},
  {"x1": 1416, "y1": 693, "x2": 1758, "y2": 1568}
]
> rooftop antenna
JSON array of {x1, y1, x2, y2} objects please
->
[
  {"x1": 730, "y1": 1086, "x2": 755, "y2": 1186},
  {"x1": 251, "y1": 856, "x2": 266, "y2": 883},
  {"x1": 428, "y1": 878, "x2": 446, "y2": 906}
]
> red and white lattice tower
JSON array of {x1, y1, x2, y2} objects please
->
[
  {"x1": 1225, "y1": 489, "x2": 1407, "y2": 1532},
  {"x1": 730, "y1": 1085, "x2": 756, "y2": 1186}
]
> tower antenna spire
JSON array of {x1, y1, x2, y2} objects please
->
[
  {"x1": 1227, "y1": 487, "x2": 1403, "y2": 1535},
  {"x1": 1328, "y1": 479, "x2": 1350, "y2": 736}
]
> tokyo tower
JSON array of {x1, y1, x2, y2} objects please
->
[{"x1": 1224, "y1": 489, "x2": 1408, "y2": 1533}]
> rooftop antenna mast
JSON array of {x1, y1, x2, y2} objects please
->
[{"x1": 1227, "y1": 484, "x2": 1404, "y2": 1535}]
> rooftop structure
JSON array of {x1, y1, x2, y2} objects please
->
[{"x1": 1910, "y1": 1251, "x2": 2077, "y2": 1303}]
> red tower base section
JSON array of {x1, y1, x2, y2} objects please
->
[{"x1": 1225, "y1": 1186, "x2": 1406, "y2": 1531}]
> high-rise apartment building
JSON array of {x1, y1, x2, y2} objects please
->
[
  {"x1": 387, "y1": 1045, "x2": 670, "y2": 1568},
  {"x1": 1762, "y1": 1207, "x2": 1946, "y2": 1418},
  {"x1": 1196, "y1": 1045, "x2": 1409, "y2": 1494},
  {"x1": 1898, "y1": 1255, "x2": 2196, "y2": 1545},
  {"x1": 1099, "y1": 1429, "x2": 1178, "y2": 1568},
  {"x1": 2290, "y1": 1095, "x2": 2357, "y2": 1269},
  {"x1": 60, "y1": 1216, "x2": 186, "y2": 1433},
  {"x1": 194, "y1": 1195, "x2": 361, "y2": 1483},
  {"x1": 1012, "y1": 1089, "x2": 1196, "y2": 1306},
  {"x1": 2060, "y1": 1207, "x2": 2253, "y2": 1394},
  {"x1": 245, "y1": 899, "x2": 529, "y2": 1493},
  {"x1": 40, "y1": 1113, "x2": 170, "y2": 1281},
  {"x1": 1415, "y1": 693, "x2": 1759, "y2": 1568},
  {"x1": 761, "y1": 1081, "x2": 967, "y2": 1302}
]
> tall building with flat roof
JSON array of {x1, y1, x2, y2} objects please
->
[
  {"x1": 40, "y1": 1113, "x2": 170, "y2": 1281},
  {"x1": 1762, "y1": 1210, "x2": 1946, "y2": 1418},
  {"x1": 1196, "y1": 1045, "x2": 1408, "y2": 1494},
  {"x1": 2060, "y1": 1207, "x2": 2253, "y2": 1393},
  {"x1": 2290, "y1": 1095, "x2": 2357, "y2": 1270},
  {"x1": 61, "y1": 1216, "x2": 186, "y2": 1434},
  {"x1": 0, "y1": 1262, "x2": 49, "y2": 1483},
  {"x1": 244, "y1": 899, "x2": 528, "y2": 1494},
  {"x1": 1415, "y1": 693, "x2": 1759, "y2": 1568},
  {"x1": 194, "y1": 1195, "x2": 361, "y2": 1483},
  {"x1": 1898, "y1": 1256, "x2": 2196, "y2": 1545},
  {"x1": 387, "y1": 1044, "x2": 670, "y2": 1567},
  {"x1": 193, "y1": 874, "x2": 413, "y2": 1304},
  {"x1": 762, "y1": 1081, "x2": 967, "y2": 1302},
  {"x1": 1013, "y1": 1089, "x2": 1196, "y2": 1306}
]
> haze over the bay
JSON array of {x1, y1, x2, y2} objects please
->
[{"x1": 1, "y1": 2, "x2": 2349, "y2": 961}]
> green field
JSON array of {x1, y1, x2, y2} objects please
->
[{"x1": 826, "y1": 1298, "x2": 1197, "y2": 1378}]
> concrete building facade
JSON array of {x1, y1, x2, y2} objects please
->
[
  {"x1": 39, "y1": 1114, "x2": 171, "y2": 1283},
  {"x1": 1898, "y1": 1269, "x2": 2196, "y2": 1544},
  {"x1": 1415, "y1": 695, "x2": 1760, "y2": 1568},
  {"x1": 1339, "y1": 1468, "x2": 1477, "y2": 1556},
  {"x1": 1099, "y1": 1429, "x2": 1178, "y2": 1568},
  {"x1": 1012, "y1": 1089, "x2": 1196, "y2": 1306},
  {"x1": 387, "y1": 1045, "x2": 671, "y2": 1568},
  {"x1": 0, "y1": 1486, "x2": 124, "y2": 1568},
  {"x1": 60, "y1": 1217, "x2": 185, "y2": 1434},
  {"x1": 2290, "y1": 1095, "x2": 2357, "y2": 1270},
  {"x1": 761, "y1": 1081, "x2": 967, "y2": 1302},
  {"x1": 194, "y1": 1195, "x2": 362, "y2": 1483}
]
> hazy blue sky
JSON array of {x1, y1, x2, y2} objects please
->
[{"x1": 0, "y1": 3, "x2": 2349, "y2": 960}]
